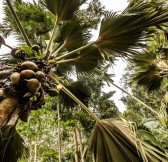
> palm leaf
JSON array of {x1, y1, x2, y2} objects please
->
[
  {"x1": 96, "y1": 1, "x2": 168, "y2": 59},
  {"x1": 132, "y1": 50, "x2": 157, "y2": 67},
  {"x1": 0, "y1": 125, "x2": 29, "y2": 162},
  {"x1": 89, "y1": 119, "x2": 142, "y2": 162},
  {"x1": 58, "y1": 81, "x2": 91, "y2": 109},
  {"x1": 88, "y1": 118, "x2": 168, "y2": 162},
  {"x1": 60, "y1": 19, "x2": 90, "y2": 51},
  {"x1": 56, "y1": 60, "x2": 74, "y2": 76},
  {"x1": 56, "y1": 46, "x2": 103, "y2": 74},
  {"x1": 45, "y1": 0, "x2": 85, "y2": 21},
  {"x1": 74, "y1": 46, "x2": 103, "y2": 74},
  {"x1": 131, "y1": 50, "x2": 166, "y2": 91},
  {"x1": 133, "y1": 65, "x2": 163, "y2": 91}
]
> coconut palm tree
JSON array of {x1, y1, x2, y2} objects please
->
[{"x1": 1, "y1": 0, "x2": 168, "y2": 161}]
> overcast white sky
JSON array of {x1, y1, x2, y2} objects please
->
[{"x1": 0, "y1": 0, "x2": 129, "y2": 112}]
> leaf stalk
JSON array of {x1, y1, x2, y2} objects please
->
[
  {"x1": 45, "y1": 16, "x2": 58, "y2": 55},
  {"x1": 55, "y1": 42, "x2": 95, "y2": 61},
  {"x1": 111, "y1": 82, "x2": 159, "y2": 116},
  {"x1": 49, "y1": 73, "x2": 100, "y2": 121}
]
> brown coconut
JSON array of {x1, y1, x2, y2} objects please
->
[
  {"x1": 21, "y1": 61, "x2": 38, "y2": 71},
  {"x1": 10, "y1": 72, "x2": 21, "y2": 86},
  {"x1": 26, "y1": 78, "x2": 41, "y2": 93},
  {"x1": 20, "y1": 69, "x2": 35, "y2": 79},
  {"x1": 35, "y1": 71, "x2": 45, "y2": 81}
]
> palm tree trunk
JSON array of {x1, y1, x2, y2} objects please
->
[
  {"x1": 57, "y1": 103, "x2": 62, "y2": 162},
  {"x1": 76, "y1": 127, "x2": 85, "y2": 162},
  {"x1": 74, "y1": 127, "x2": 79, "y2": 162},
  {"x1": 0, "y1": 95, "x2": 19, "y2": 128}
]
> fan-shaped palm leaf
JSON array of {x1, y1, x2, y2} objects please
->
[
  {"x1": 133, "y1": 65, "x2": 163, "y2": 91},
  {"x1": 0, "y1": 125, "x2": 29, "y2": 162},
  {"x1": 88, "y1": 118, "x2": 168, "y2": 162},
  {"x1": 132, "y1": 50, "x2": 157, "y2": 68},
  {"x1": 131, "y1": 50, "x2": 168, "y2": 91},
  {"x1": 96, "y1": 1, "x2": 168, "y2": 58},
  {"x1": 74, "y1": 46, "x2": 103, "y2": 74},
  {"x1": 58, "y1": 81, "x2": 91, "y2": 109},
  {"x1": 45, "y1": 0, "x2": 85, "y2": 21},
  {"x1": 56, "y1": 47, "x2": 103, "y2": 75},
  {"x1": 59, "y1": 19, "x2": 90, "y2": 51}
]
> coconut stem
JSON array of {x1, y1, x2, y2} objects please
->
[
  {"x1": 45, "y1": 16, "x2": 58, "y2": 56},
  {"x1": 49, "y1": 73, "x2": 100, "y2": 121},
  {"x1": 53, "y1": 42, "x2": 66, "y2": 56},
  {"x1": 56, "y1": 58, "x2": 77, "y2": 64},
  {"x1": 111, "y1": 82, "x2": 159, "y2": 116},
  {"x1": 55, "y1": 42, "x2": 95, "y2": 61}
]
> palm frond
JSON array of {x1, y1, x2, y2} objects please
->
[
  {"x1": 74, "y1": 46, "x2": 103, "y2": 74},
  {"x1": 59, "y1": 19, "x2": 91, "y2": 51},
  {"x1": 96, "y1": 1, "x2": 168, "y2": 59},
  {"x1": 131, "y1": 50, "x2": 166, "y2": 91},
  {"x1": 88, "y1": 119, "x2": 142, "y2": 162},
  {"x1": 56, "y1": 46, "x2": 104, "y2": 75},
  {"x1": 57, "y1": 61, "x2": 74, "y2": 76},
  {"x1": 133, "y1": 65, "x2": 163, "y2": 91},
  {"x1": 0, "y1": 125, "x2": 29, "y2": 162},
  {"x1": 45, "y1": 0, "x2": 85, "y2": 21},
  {"x1": 58, "y1": 81, "x2": 90, "y2": 109},
  {"x1": 132, "y1": 50, "x2": 157, "y2": 67},
  {"x1": 88, "y1": 118, "x2": 168, "y2": 162}
]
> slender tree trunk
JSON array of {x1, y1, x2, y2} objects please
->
[
  {"x1": 74, "y1": 127, "x2": 79, "y2": 162},
  {"x1": 57, "y1": 103, "x2": 62, "y2": 162},
  {"x1": 76, "y1": 127, "x2": 85, "y2": 162},
  {"x1": 0, "y1": 95, "x2": 19, "y2": 128},
  {"x1": 34, "y1": 141, "x2": 37, "y2": 162},
  {"x1": 28, "y1": 144, "x2": 32, "y2": 162}
]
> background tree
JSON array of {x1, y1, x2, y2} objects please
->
[{"x1": 121, "y1": 23, "x2": 168, "y2": 149}]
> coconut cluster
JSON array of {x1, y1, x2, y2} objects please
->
[
  {"x1": 9, "y1": 61, "x2": 46, "y2": 122},
  {"x1": 0, "y1": 44, "x2": 59, "y2": 122}
]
